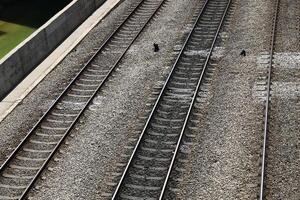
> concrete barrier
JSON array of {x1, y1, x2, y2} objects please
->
[{"x1": 0, "y1": 0, "x2": 106, "y2": 100}]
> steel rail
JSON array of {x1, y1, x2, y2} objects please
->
[
  {"x1": 159, "y1": 0, "x2": 231, "y2": 200},
  {"x1": 0, "y1": 0, "x2": 144, "y2": 174},
  {"x1": 111, "y1": 0, "x2": 231, "y2": 199},
  {"x1": 0, "y1": 0, "x2": 166, "y2": 198},
  {"x1": 159, "y1": 0, "x2": 231, "y2": 198},
  {"x1": 259, "y1": 0, "x2": 279, "y2": 199}
]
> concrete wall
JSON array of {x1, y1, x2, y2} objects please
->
[{"x1": 0, "y1": 0, "x2": 106, "y2": 100}]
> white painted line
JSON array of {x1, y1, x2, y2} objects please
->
[{"x1": 0, "y1": 0, "x2": 121, "y2": 122}]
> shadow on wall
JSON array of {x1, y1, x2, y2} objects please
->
[{"x1": 0, "y1": 0, "x2": 71, "y2": 28}]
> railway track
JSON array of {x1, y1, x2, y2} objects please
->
[
  {"x1": 259, "y1": 0, "x2": 279, "y2": 198},
  {"x1": 111, "y1": 0, "x2": 231, "y2": 199},
  {"x1": 0, "y1": 0, "x2": 166, "y2": 198},
  {"x1": 259, "y1": 0, "x2": 300, "y2": 199}
]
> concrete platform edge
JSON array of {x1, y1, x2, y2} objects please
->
[{"x1": 0, "y1": 0, "x2": 121, "y2": 122}]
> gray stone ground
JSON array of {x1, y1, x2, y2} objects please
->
[
  {"x1": 0, "y1": 0, "x2": 204, "y2": 199},
  {"x1": 275, "y1": 0, "x2": 300, "y2": 53},
  {"x1": 0, "y1": 0, "x2": 299, "y2": 199},
  {"x1": 265, "y1": 0, "x2": 300, "y2": 199},
  {"x1": 0, "y1": 0, "x2": 138, "y2": 165},
  {"x1": 175, "y1": 0, "x2": 276, "y2": 199}
]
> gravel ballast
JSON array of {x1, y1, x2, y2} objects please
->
[
  {"x1": 173, "y1": 0, "x2": 276, "y2": 199},
  {"x1": 265, "y1": 0, "x2": 300, "y2": 198},
  {"x1": 7, "y1": 0, "x2": 205, "y2": 198},
  {"x1": 0, "y1": 0, "x2": 140, "y2": 165},
  {"x1": 0, "y1": 0, "x2": 298, "y2": 199}
]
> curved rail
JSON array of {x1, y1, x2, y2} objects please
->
[
  {"x1": 0, "y1": 0, "x2": 166, "y2": 198},
  {"x1": 111, "y1": 0, "x2": 231, "y2": 199},
  {"x1": 259, "y1": 0, "x2": 280, "y2": 199}
]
